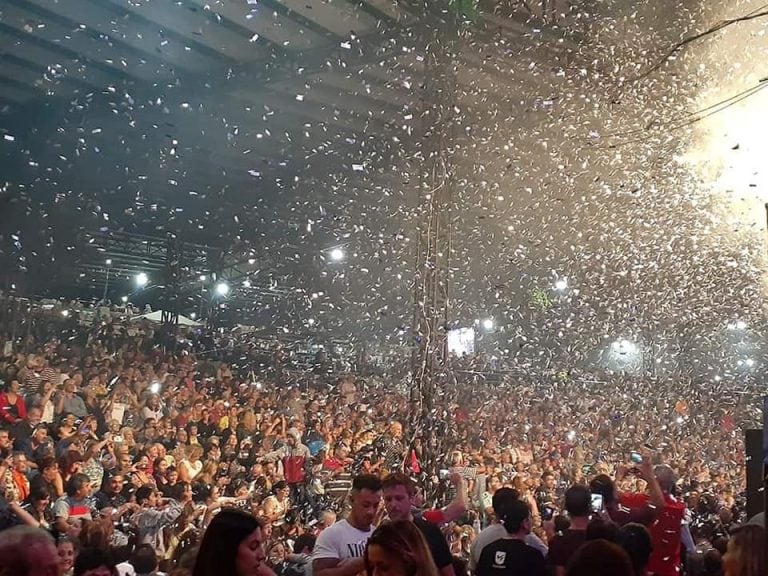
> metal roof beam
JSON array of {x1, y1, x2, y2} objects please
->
[
  {"x1": 0, "y1": 27, "x2": 133, "y2": 90},
  {"x1": 101, "y1": 0, "x2": 271, "y2": 64},
  {"x1": 2, "y1": 0, "x2": 167, "y2": 83},
  {"x1": 186, "y1": 0, "x2": 327, "y2": 52}
]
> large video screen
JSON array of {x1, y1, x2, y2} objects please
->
[{"x1": 447, "y1": 327, "x2": 475, "y2": 357}]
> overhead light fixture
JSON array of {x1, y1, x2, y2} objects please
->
[{"x1": 329, "y1": 248, "x2": 344, "y2": 262}]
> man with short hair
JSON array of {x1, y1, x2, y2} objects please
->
[
  {"x1": 470, "y1": 487, "x2": 548, "y2": 573},
  {"x1": 131, "y1": 485, "x2": 182, "y2": 549},
  {"x1": 286, "y1": 533, "x2": 317, "y2": 576},
  {"x1": 94, "y1": 473, "x2": 127, "y2": 510},
  {"x1": 475, "y1": 500, "x2": 546, "y2": 576},
  {"x1": 313, "y1": 474, "x2": 382, "y2": 576},
  {"x1": 381, "y1": 472, "x2": 455, "y2": 576},
  {"x1": 534, "y1": 471, "x2": 559, "y2": 520},
  {"x1": 53, "y1": 472, "x2": 92, "y2": 532},
  {"x1": 54, "y1": 379, "x2": 88, "y2": 418},
  {"x1": 10, "y1": 451, "x2": 30, "y2": 502},
  {"x1": 16, "y1": 422, "x2": 51, "y2": 467},
  {"x1": 261, "y1": 427, "x2": 311, "y2": 506},
  {"x1": 547, "y1": 485, "x2": 591, "y2": 576},
  {"x1": 11, "y1": 406, "x2": 43, "y2": 448},
  {"x1": 0, "y1": 427, "x2": 12, "y2": 454}
]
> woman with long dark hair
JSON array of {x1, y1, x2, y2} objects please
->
[
  {"x1": 365, "y1": 521, "x2": 440, "y2": 576},
  {"x1": 193, "y1": 508, "x2": 274, "y2": 576},
  {"x1": 723, "y1": 525, "x2": 766, "y2": 576}
]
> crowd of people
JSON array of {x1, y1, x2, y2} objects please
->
[{"x1": 0, "y1": 303, "x2": 765, "y2": 576}]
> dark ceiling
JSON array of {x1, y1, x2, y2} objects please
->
[{"x1": 0, "y1": 0, "x2": 580, "y2": 311}]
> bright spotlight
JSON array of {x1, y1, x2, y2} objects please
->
[
  {"x1": 61, "y1": 310, "x2": 70, "y2": 317},
  {"x1": 242, "y1": 279, "x2": 251, "y2": 288},
  {"x1": 612, "y1": 339, "x2": 637, "y2": 354},
  {"x1": 135, "y1": 272, "x2": 148, "y2": 287},
  {"x1": 149, "y1": 382, "x2": 161, "y2": 394},
  {"x1": 482, "y1": 318, "x2": 494, "y2": 331},
  {"x1": 728, "y1": 320, "x2": 747, "y2": 331},
  {"x1": 105, "y1": 258, "x2": 112, "y2": 266},
  {"x1": 307, "y1": 318, "x2": 316, "y2": 326},
  {"x1": 329, "y1": 248, "x2": 345, "y2": 262},
  {"x1": 745, "y1": 358, "x2": 755, "y2": 367},
  {"x1": 248, "y1": 258, "x2": 256, "y2": 265},
  {"x1": 554, "y1": 278, "x2": 568, "y2": 291},
  {"x1": 121, "y1": 296, "x2": 128, "y2": 303},
  {"x1": 215, "y1": 282, "x2": 230, "y2": 296},
  {"x1": 199, "y1": 274, "x2": 207, "y2": 282}
]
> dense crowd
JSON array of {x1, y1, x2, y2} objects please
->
[{"x1": 0, "y1": 305, "x2": 765, "y2": 576}]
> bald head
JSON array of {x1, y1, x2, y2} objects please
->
[{"x1": 654, "y1": 465, "x2": 676, "y2": 494}]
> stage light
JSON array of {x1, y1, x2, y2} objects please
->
[
  {"x1": 745, "y1": 358, "x2": 755, "y2": 367},
  {"x1": 554, "y1": 278, "x2": 568, "y2": 291},
  {"x1": 329, "y1": 248, "x2": 345, "y2": 262},
  {"x1": 242, "y1": 279, "x2": 251, "y2": 288},
  {"x1": 105, "y1": 259, "x2": 112, "y2": 266},
  {"x1": 215, "y1": 282, "x2": 230, "y2": 296},
  {"x1": 135, "y1": 272, "x2": 148, "y2": 287},
  {"x1": 307, "y1": 318, "x2": 316, "y2": 326},
  {"x1": 121, "y1": 296, "x2": 128, "y2": 303},
  {"x1": 199, "y1": 274, "x2": 207, "y2": 282},
  {"x1": 248, "y1": 258, "x2": 256, "y2": 265},
  {"x1": 61, "y1": 310, "x2": 69, "y2": 317},
  {"x1": 482, "y1": 318, "x2": 494, "y2": 331},
  {"x1": 612, "y1": 339, "x2": 637, "y2": 354},
  {"x1": 150, "y1": 382, "x2": 161, "y2": 394},
  {"x1": 189, "y1": 312, "x2": 197, "y2": 319}
]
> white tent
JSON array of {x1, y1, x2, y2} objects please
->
[{"x1": 131, "y1": 310, "x2": 202, "y2": 327}]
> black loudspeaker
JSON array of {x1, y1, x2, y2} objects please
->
[{"x1": 744, "y1": 429, "x2": 765, "y2": 519}]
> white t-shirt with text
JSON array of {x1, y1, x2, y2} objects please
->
[{"x1": 313, "y1": 519, "x2": 373, "y2": 561}]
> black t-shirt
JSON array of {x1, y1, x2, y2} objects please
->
[
  {"x1": 476, "y1": 538, "x2": 546, "y2": 576},
  {"x1": 546, "y1": 529, "x2": 587, "y2": 569},
  {"x1": 414, "y1": 517, "x2": 453, "y2": 569}
]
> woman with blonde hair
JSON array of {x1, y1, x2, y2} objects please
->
[
  {"x1": 178, "y1": 445, "x2": 204, "y2": 482},
  {"x1": 365, "y1": 521, "x2": 440, "y2": 576},
  {"x1": 723, "y1": 524, "x2": 766, "y2": 576},
  {"x1": 239, "y1": 410, "x2": 258, "y2": 436}
]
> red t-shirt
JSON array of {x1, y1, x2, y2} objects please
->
[
  {"x1": 422, "y1": 508, "x2": 446, "y2": 524},
  {"x1": 620, "y1": 493, "x2": 685, "y2": 576}
]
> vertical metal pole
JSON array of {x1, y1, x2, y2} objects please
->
[
  {"x1": 409, "y1": 1, "x2": 458, "y2": 501},
  {"x1": 102, "y1": 266, "x2": 110, "y2": 303}
]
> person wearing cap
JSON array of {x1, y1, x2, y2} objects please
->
[{"x1": 260, "y1": 427, "x2": 311, "y2": 507}]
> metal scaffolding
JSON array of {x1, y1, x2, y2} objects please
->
[{"x1": 409, "y1": 4, "x2": 459, "y2": 496}]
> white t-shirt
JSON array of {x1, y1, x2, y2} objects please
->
[{"x1": 313, "y1": 519, "x2": 373, "y2": 561}]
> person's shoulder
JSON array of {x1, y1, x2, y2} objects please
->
[
  {"x1": 317, "y1": 519, "x2": 347, "y2": 538},
  {"x1": 413, "y1": 516, "x2": 441, "y2": 534}
]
